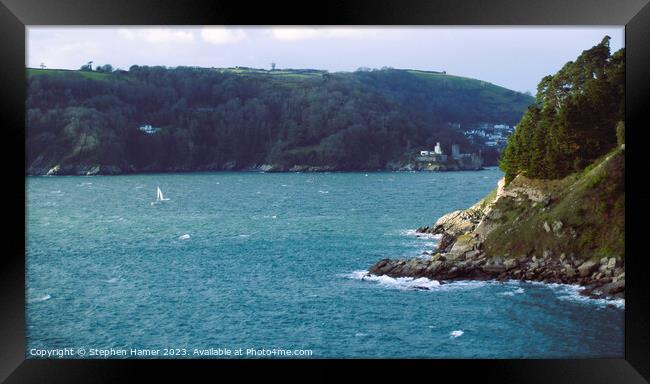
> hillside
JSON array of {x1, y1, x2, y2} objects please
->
[
  {"x1": 370, "y1": 145, "x2": 625, "y2": 299},
  {"x1": 26, "y1": 66, "x2": 532, "y2": 175},
  {"x1": 367, "y1": 38, "x2": 625, "y2": 301}
]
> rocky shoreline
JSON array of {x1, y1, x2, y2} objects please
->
[
  {"x1": 367, "y1": 175, "x2": 625, "y2": 302},
  {"x1": 27, "y1": 162, "x2": 492, "y2": 176}
]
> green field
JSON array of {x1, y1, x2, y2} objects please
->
[{"x1": 27, "y1": 68, "x2": 113, "y2": 80}]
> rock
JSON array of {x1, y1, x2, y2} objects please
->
[
  {"x1": 446, "y1": 251, "x2": 466, "y2": 261},
  {"x1": 368, "y1": 258, "x2": 391, "y2": 275},
  {"x1": 448, "y1": 233, "x2": 479, "y2": 255},
  {"x1": 565, "y1": 266, "x2": 576, "y2": 278},
  {"x1": 613, "y1": 272, "x2": 625, "y2": 283},
  {"x1": 542, "y1": 249, "x2": 552, "y2": 259},
  {"x1": 482, "y1": 264, "x2": 506, "y2": 274},
  {"x1": 578, "y1": 260, "x2": 599, "y2": 277},
  {"x1": 426, "y1": 261, "x2": 443, "y2": 275},
  {"x1": 46, "y1": 164, "x2": 60, "y2": 176},
  {"x1": 487, "y1": 208, "x2": 503, "y2": 220},
  {"x1": 504, "y1": 258, "x2": 518, "y2": 270},
  {"x1": 416, "y1": 226, "x2": 429, "y2": 233},
  {"x1": 607, "y1": 258, "x2": 617, "y2": 269},
  {"x1": 552, "y1": 220, "x2": 563, "y2": 233},
  {"x1": 465, "y1": 250, "x2": 481, "y2": 259},
  {"x1": 601, "y1": 280, "x2": 625, "y2": 295},
  {"x1": 559, "y1": 253, "x2": 566, "y2": 262},
  {"x1": 437, "y1": 233, "x2": 456, "y2": 253},
  {"x1": 433, "y1": 210, "x2": 476, "y2": 237}
]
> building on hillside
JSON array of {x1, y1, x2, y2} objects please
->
[{"x1": 415, "y1": 142, "x2": 482, "y2": 171}]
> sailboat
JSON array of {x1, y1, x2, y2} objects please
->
[{"x1": 151, "y1": 186, "x2": 170, "y2": 205}]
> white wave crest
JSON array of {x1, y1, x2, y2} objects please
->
[
  {"x1": 30, "y1": 294, "x2": 51, "y2": 303},
  {"x1": 400, "y1": 229, "x2": 442, "y2": 240},
  {"x1": 179, "y1": 234, "x2": 191, "y2": 240},
  {"x1": 344, "y1": 270, "x2": 440, "y2": 290},
  {"x1": 450, "y1": 330, "x2": 464, "y2": 338}
]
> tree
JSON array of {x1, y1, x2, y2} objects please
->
[{"x1": 499, "y1": 36, "x2": 624, "y2": 183}]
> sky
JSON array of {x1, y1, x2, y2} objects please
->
[{"x1": 27, "y1": 26, "x2": 624, "y2": 94}]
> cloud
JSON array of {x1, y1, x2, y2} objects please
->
[
  {"x1": 201, "y1": 27, "x2": 247, "y2": 44},
  {"x1": 268, "y1": 27, "x2": 375, "y2": 41},
  {"x1": 118, "y1": 28, "x2": 194, "y2": 44}
]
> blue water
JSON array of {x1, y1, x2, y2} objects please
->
[{"x1": 26, "y1": 170, "x2": 624, "y2": 358}]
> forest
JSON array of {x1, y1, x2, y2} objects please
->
[
  {"x1": 26, "y1": 65, "x2": 533, "y2": 174},
  {"x1": 499, "y1": 36, "x2": 625, "y2": 183}
]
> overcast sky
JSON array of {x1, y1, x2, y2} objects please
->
[{"x1": 27, "y1": 26, "x2": 623, "y2": 94}]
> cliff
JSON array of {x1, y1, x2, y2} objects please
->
[{"x1": 369, "y1": 145, "x2": 625, "y2": 300}]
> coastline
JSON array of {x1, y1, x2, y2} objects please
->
[
  {"x1": 367, "y1": 148, "x2": 625, "y2": 304},
  {"x1": 26, "y1": 165, "x2": 494, "y2": 176}
]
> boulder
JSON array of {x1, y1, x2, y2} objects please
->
[
  {"x1": 565, "y1": 266, "x2": 576, "y2": 278},
  {"x1": 607, "y1": 257, "x2": 617, "y2": 269},
  {"x1": 543, "y1": 221, "x2": 551, "y2": 233},
  {"x1": 465, "y1": 250, "x2": 482, "y2": 260},
  {"x1": 504, "y1": 258, "x2": 519, "y2": 270},
  {"x1": 578, "y1": 260, "x2": 599, "y2": 277}
]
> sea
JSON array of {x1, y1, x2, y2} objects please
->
[{"x1": 26, "y1": 168, "x2": 624, "y2": 358}]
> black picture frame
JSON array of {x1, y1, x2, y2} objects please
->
[{"x1": 2, "y1": 0, "x2": 649, "y2": 382}]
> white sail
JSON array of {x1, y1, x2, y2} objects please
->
[{"x1": 156, "y1": 186, "x2": 169, "y2": 201}]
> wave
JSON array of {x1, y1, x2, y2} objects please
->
[
  {"x1": 450, "y1": 330, "x2": 464, "y2": 338},
  {"x1": 30, "y1": 294, "x2": 51, "y2": 303},
  {"x1": 498, "y1": 287, "x2": 525, "y2": 296},
  {"x1": 343, "y1": 270, "x2": 441, "y2": 291},
  {"x1": 318, "y1": 190, "x2": 329, "y2": 194},
  {"x1": 179, "y1": 234, "x2": 191, "y2": 240},
  {"x1": 400, "y1": 229, "x2": 442, "y2": 240},
  {"x1": 525, "y1": 281, "x2": 625, "y2": 309}
]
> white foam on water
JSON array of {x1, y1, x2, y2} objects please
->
[
  {"x1": 343, "y1": 270, "x2": 440, "y2": 291},
  {"x1": 450, "y1": 330, "x2": 464, "y2": 338},
  {"x1": 179, "y1": 234, "x2": 191, "y2": 240},
  {"x1": 355, "y1": 332, "x2": 368, "y2": 337},
  {"x1": 400, "y1": 229, "x2": 442, "y2": 241},
  {"x1": 318, "y1": 190, "x2": 329, "y2": 194},
  {"x1": 106, "y1": 277, "x2": 119, "y2": 283},
  {"x1": 30, "y1": 294, "x2": 51, "y2": 303},
  {"x1": 526, "y1": 280, "x2": 625, "y2": 309},
  {"x1": 498, "y1": 287, "x2": 525, "y2": 297}
]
